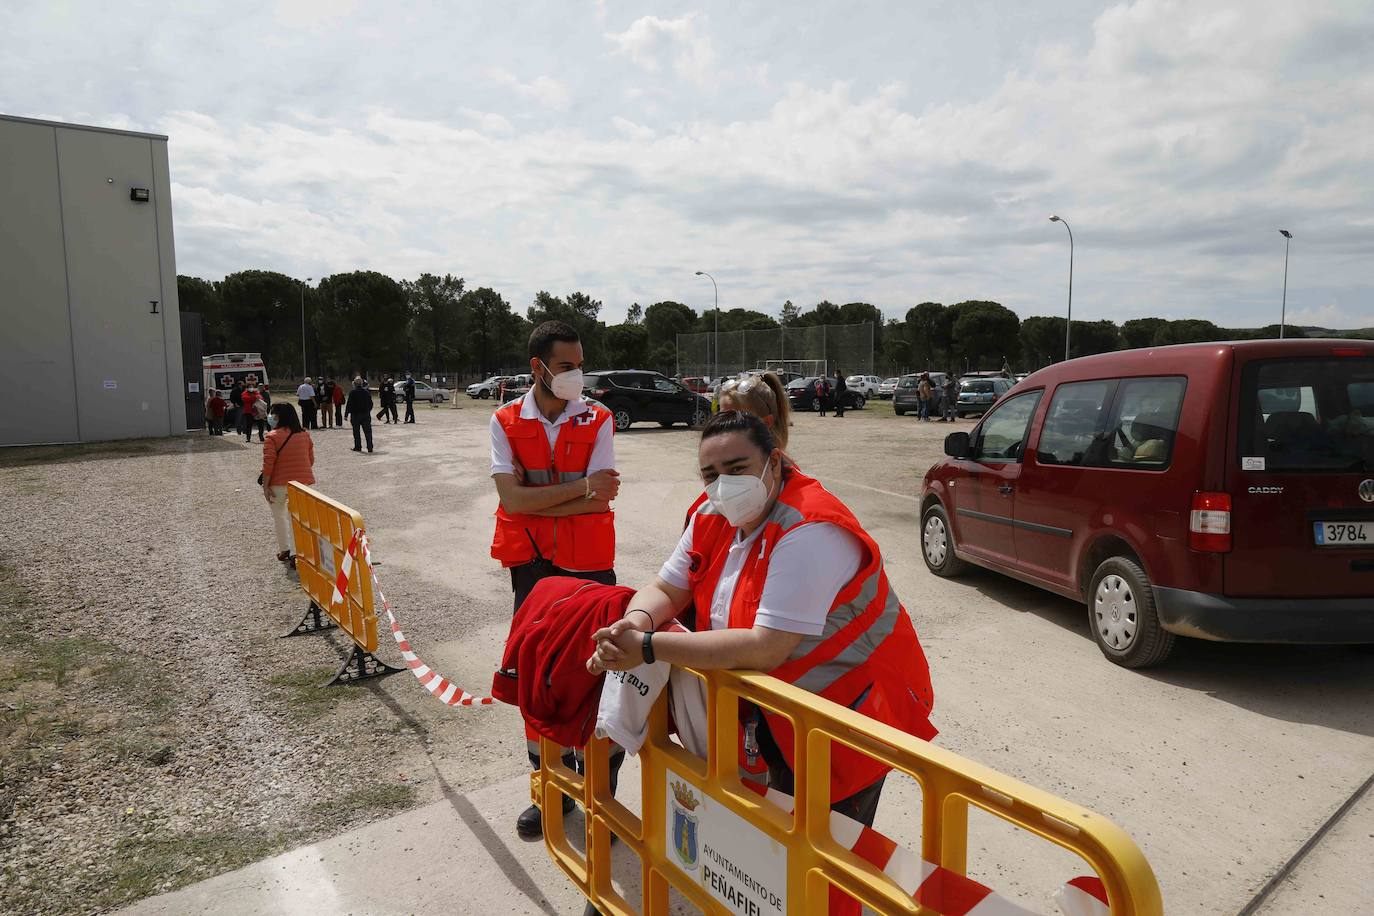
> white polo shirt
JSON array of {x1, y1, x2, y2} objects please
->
[
  {"x1": 489, "y1": 392, "x2": 615, "y2": 477},
  {"x1": 658, "y1": 510, "x2": 863, "y2": 636},
  {"x1": 296, "y1": 383, "x2": 316, "y2": 401}
]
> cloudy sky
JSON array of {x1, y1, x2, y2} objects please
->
[{"x1": 3, "y1": 0, "x2": 1372, "y2": 328}]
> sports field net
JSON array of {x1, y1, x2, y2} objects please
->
[{"x1": 675, "y1": 323, "x2": 873, "y2": 379}]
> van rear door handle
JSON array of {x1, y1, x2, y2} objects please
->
[{"x1": 999, "y1": 485, "x2": 1013, "y2": 495}]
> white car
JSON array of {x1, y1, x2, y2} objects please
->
[
  {"x1": 878, "y1": 377, "x2": 899, "y2": 399},
  {"x1": 846, "y1": 375, "x2": 882, "y2": 398},
  {"x1": 406, "y1": 380, "x2": 448, "y2": 403},
  {"x1": 467, "y1": 376, "x2": 511, "y2": 399}
]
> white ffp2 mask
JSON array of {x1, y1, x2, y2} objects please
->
[
  {"x1": 706, "y1": 463, "x2": 773, "y2": 527},
  {"x1": 540, "y1": 361, "x2": 584, "y2": 401}
]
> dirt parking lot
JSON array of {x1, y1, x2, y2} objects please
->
[{"x1": 2, "y1": 398, "x2": 1371, "y2": 914}]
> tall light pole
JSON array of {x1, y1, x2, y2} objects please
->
[
  {"x1": 1278, "y1": 230, "x2": 1292, "y2": 339},
  {"x1": 1049, "y1": 215, "x2": 1074, "y2": 361},
  {"x1": 300, "y1": 277, "x2": 313, "y2": 377},
  {"x1": 695, "y1": 270, "x2": 718, "y2": 380}
]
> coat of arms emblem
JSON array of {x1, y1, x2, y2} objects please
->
[{"x1": 670, "y1": 780, "x2": 700, "y2": 870}]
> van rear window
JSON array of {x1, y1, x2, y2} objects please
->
[{"x1": 1240, "y1": 357, "x2": 1374, "y2": 472}]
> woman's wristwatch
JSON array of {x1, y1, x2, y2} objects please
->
[{"x1": 642, "y1": 631, "x2": 655, "y2": 665}]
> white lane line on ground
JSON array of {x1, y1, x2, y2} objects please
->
[{"x1": 820, "y1": 477, "x2": 921, "y2": 502}]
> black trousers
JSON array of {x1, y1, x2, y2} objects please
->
[
  {"x1": 334, "y1": 403, "x2": 343, "y2": 424},
  {"x1": 351, "y1": 417, "x2": 373, "y2": 450},
  {"x1": 245, "y1": 418, "x2": 265, "y2": 442},
  {"x1": 835, "y1": 395, "x2": 846, "y2": 417},
  {"x1": 754, "y1": 707, "x2": 884, "y2": 826},
  {"x1": 404, "y1": 398, "x2": 415, "y2": 422},
  {"x1": 299, "y1": 401, "x2": 317, "y2": 429}
]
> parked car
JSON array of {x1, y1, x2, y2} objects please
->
[
  {"x1": 395, "y1": 380, "x2": 448, "y2": 403},
  {"x1": 583, "y1": 370, "x2": 711, "y2": 431},
  {"x1": 467, "y1": 375, "x2": 511, "y2": 399},
  {"x1": 893, "y1": 372, "x2": 948, "y2": 416},
  {"x1": 878, "y1": 378, "x2": 899, "y2": 399},
  {"x1": 846, "y1": 375, "x2": 883, "y2": 398},
  {"x1": 954, "y1": 377, "x2": 1014, "y2": 418},
  {"x1": 919, "y1": 338, "x2": 1374, "y2": 669},
  {"x1": 785, "y1": 376, "x2": 868, "y2": 412},
  {"x1": 681, "y1": 376, "x2": 709, "y2": 394},
  {"x1": 500, "y1": 374, "x2": 534, "y2": 403}
]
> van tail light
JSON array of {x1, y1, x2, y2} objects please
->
[
  {"x1": 1189, "y1": 492, "x2": 1232, "y2": 553},
  {"x1": 1331, "y1": 347, "x2": 1367, "y2": 357}
]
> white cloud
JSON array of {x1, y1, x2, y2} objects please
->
[
  {"x1": 605, "y1": 13, "x2": 718, "y2": 86},
  {"x1": 460, "y1": 108, "x2": 515, "y2": 135},
  {"x1": 1288, "y1": 303, "x2": 1374, "y2": 330},
  {"x1": 486, "y1": 68, "x2": 571, "y2": 110},
  {"x1": 611, "y1": 116, "x2": 654, "y2": 141}
]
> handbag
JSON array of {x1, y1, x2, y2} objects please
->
[{"x1": 257, "y1": 429, "x2": 297, "y2": 486}]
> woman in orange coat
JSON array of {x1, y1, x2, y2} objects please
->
[{"x1": 261, "y1": 403, "x2": 315, "y2": 564}]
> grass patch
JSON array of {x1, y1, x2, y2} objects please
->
[
  {"x1": 93, "y1": 828, "x2": 305, "y2": 912},
  {"x1": 268, "y1": 665, "x2": 353, "y2": 718},
  {"x1": 0, "y1": 439, "x2": 159, "y2": 468},
  {"x1": 311, "y1": 782, "x2": 416, "y2": 821}
]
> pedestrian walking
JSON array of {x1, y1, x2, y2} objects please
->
[
  {"x1": 259, "y1": 383, "x2": 272, "y2": 406},
  {"x1": 296, "y1": 377, "x2": 318, "y2": 429},
  {"x1": 833, "y1": 369, "x2": 847, "y2": 418},
  {"x1": 229, "y1": 380, "x2": 246, "y2": 436},
  {"x1": 814, "y1": 376, "x2": 828, "y2": 416},
  {"x1": 917, "y1": 373, "x2": 933, "y2": 422},
  {"x1": 488, "y1": 320, "x2": 621, "y2": 840},
  {"x1": 241, "y1": 383, "x2": 267, "y2": 443},
  {"x1": 345, "y1": 377, "x2": 374, "y2": 452},
  {"x1": 260, "y1": 403, "x2": 315, "y2": 565},
  {"x1": 402, "y1": 373, "x2": 416, "y2": 423},
  {"x1": 318, "y1": 379, "x2": 335, "y2": 429},
  {"x1": 941, "y1": 375, "x2": 958, "y2": 422},
  {"x1": 205, "y1": 389, "x2": 227, "y2": 436},
  {"x1": 386, "y1": 378, "x2": 400, "y2": 423},
  {"x1": 330, "y1": 378, "x2": 345, "y2": 426}
]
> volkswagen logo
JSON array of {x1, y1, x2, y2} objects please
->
[{"x1": 1361, "y1": 479, "x2": 1374, "y2": 503}]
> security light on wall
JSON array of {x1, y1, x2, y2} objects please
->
[{"x1": 130, "y1": 187, "x2": 150, "y2": 202}]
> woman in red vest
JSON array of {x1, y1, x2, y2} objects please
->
[{"x1": 589, "y1": 410, "x2": 936, "y2": 827}]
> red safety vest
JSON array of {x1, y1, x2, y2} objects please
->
[
  {"x1": 686, "y1": 470, "x2": 937, "y2": 801},
  {"x1": 490, "y1": 396, "x2": 616, "y2": 571}
]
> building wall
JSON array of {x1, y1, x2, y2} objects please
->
[{"x1": 0, "y1": 116, "x2": 184, "y2": 446}]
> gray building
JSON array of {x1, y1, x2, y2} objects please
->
[{"x1": 1, "y1": 114, "x2": 186, "y2": 447}]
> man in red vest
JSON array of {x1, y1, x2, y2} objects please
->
[{"x1": 489, "y1": 319, "x2": 621, "y2": 839}]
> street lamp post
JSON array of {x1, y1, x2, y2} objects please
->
[
  {"x1": 300, "y1": 277, "x2": 313, "y2": 377},
  {"x1": 1278, "y1": 230, "x2": 1292, "y2": 339},
  {"x1": 695, "y1": 270, "x2": 719, "y2": 381},
  {"x1": 1049, "y1": 215, "x2": 1074, "y2": 361}
]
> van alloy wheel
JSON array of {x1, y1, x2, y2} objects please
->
[{"x1": 1094, "y1": 574, "x2": 1137, "y2": 650}]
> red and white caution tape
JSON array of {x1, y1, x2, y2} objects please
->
[
  {"x1": 739, "y1": 780, "x2": 1109, "y2": 916},
  {"x1": 332, "y1": 529, "x2": 493, "y2": 707}
]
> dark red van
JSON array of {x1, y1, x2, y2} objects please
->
[{"x1": 920, "y1": 339, "x2": 1374, "y2": 667}]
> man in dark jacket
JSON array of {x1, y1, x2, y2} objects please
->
[
  {"x1": 229, "y1": 380, "x2": 246, "y2": 435},
  {"x1": 345, "y1": 377, "x2": 374, "y2": 452},
  {"x1": 833, "y1": 369, "x2": 847, "y2": 418},
  {"x1": 402, "y1": 373, "x2": 417, "y2": 424}
]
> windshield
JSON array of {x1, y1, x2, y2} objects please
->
[
  {"x1": 962, "y1": 380, "x2": 995, "y2": 393},
  {"x1": 897, "y1": 377, "x2": 918, "y2": 388},
  {"x1": 1240, "y1": 357, "x2": 1374, "y2": 472}
]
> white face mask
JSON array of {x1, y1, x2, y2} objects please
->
[
  {"x1": 706, "y1": 460, "x2": 774, "y2": 527},
  {"x1": 540, "y1": 361, "x2": 584, "y2": 401}
]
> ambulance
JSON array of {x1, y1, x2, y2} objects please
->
[{"x1": 203, "y1": 353, "x2": 271, "y2": 425}]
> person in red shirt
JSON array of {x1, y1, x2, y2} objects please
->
[
  {"x1": 205, "y1": 390, "x2": 227, "y2": 436},
  {"x1": 240, "y1": 384, "x2": 264, "y2": 443}
]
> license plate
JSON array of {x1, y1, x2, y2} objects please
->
[{"x1": 1313, "y1": 521, "x2": 1372, "y2": 546}]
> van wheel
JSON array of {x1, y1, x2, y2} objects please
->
[
  {"x1": 921, "y1": 503, "x2": 967, "y2": 577},
  {"x1": 1088, "y1": 557, "x2": 1175, "y2": 668}
]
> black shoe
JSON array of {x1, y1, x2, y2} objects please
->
[
  {"x1": 515, "y1": 796, "x2": 576, "y2": 840},
  {"x1": 367, "y1": 447, "x2": 373, "y2": 452},
  {"x1": 351, "y1": 446, "x2": 361, "y2": 452}
]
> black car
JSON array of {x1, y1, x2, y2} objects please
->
[
  {"x1": 785, "y1": 376, "x2": 868, "y2": 412},
  {"x1": 583, "y1": 370, "x2": 711, "y2": 431}
]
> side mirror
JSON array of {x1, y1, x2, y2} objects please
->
[{"x1": 944, "y1": 431, "x2": 971, "y2": 459}]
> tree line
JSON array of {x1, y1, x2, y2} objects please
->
[{"x1": 179, "y1": 270, "x2": 1370, "y2": 382}]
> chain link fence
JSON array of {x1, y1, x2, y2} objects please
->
[{"x1": 674, "y1": 323, "x2": 875, "y2": 379}]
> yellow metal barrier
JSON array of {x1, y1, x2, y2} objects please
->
[
  {"x1": 284, "y1": 482, "x2": 401, "y2": 684},
  {"x1": 535, "y1": 666, "x2": 1162, "y2": 915}
]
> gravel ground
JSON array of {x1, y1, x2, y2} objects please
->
[{"x1": 0, "y1": 409, "x2": 525, "y2": 916}]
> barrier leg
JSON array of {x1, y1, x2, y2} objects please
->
[
  {"x1": 325, "y1": 644, "x2": 404, "y2": 686},
  {"x1": 281, "y1": 601, "x2": 338, "y2": 638}
]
